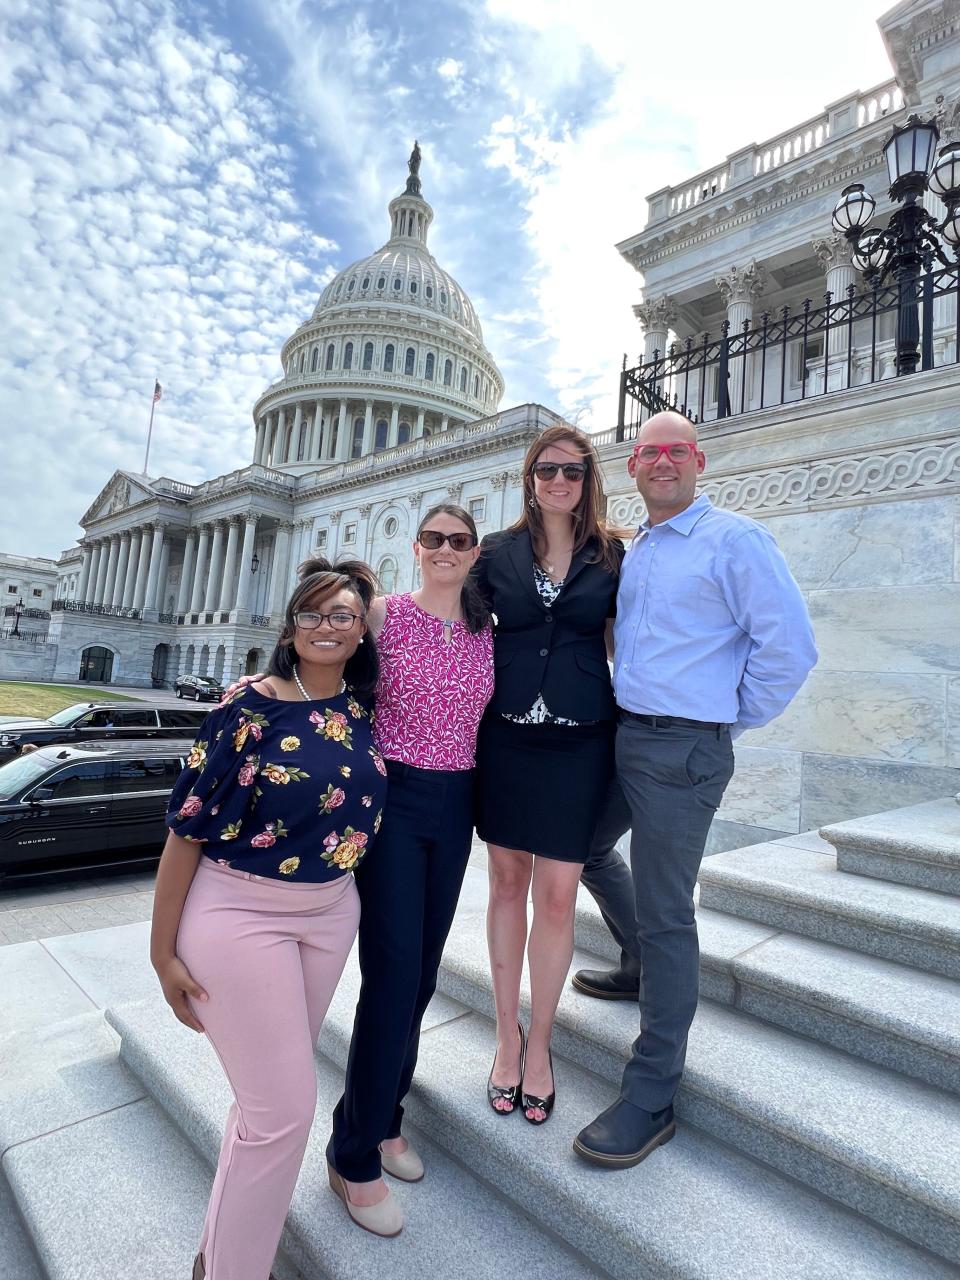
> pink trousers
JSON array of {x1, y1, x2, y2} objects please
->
[{"x1": 178, "y1": 857, "x2": 360, "y2": 1280}]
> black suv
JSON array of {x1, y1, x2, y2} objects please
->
[
  {"x1": 0, "y1": 739, "x2": 194, "y2": 880},
  {"x1": 0, "y1": 702, "x2": 208, "y2": 764},
  {"x1": 174, "y1": 675, "x2": 225, "y2": 702}
]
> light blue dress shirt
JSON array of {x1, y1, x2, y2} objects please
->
[{"x1": 612, "y1": 493, "x2": 817, "y2": 735}]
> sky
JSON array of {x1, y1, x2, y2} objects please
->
[{"x1": 0, "y1": 0, "x2": 895, "y2": 558}]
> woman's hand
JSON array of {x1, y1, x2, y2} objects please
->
[
  {"x1": 221, "y1": 672, "x2": 264, "y2": 704},
  {"x1": 154, "y1": 955, "x2": 208, "y2": 1033}
]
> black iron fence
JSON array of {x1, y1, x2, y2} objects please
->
[
  {"x1": 617, "y1": 262, "x2": 960, "y2": 437},
  {"x1": 52, "y1": 599, "x2": 142, "y2": 620},
  {"x1": 2, "y1": 605, "x2": 50, "y2": 620}
]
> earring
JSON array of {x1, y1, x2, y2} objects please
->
[{"x1": 358, "y1": 637, "x2": 364, "y2": 645}]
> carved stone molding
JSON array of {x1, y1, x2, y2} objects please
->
[
  {"x1": 812, "y1": 232, "x2": 853, "y2": 274},
  {"x1": 359, "y1": 503, "x2": 373, "y2": 517},
  {"x1": 715, "y1": 260, "x2": 766, "y2": 306},
  {"x1": 329, "y1": 511, "x2": 342, "y2": 524},
  {"x1": 508, "y1": 469, "x2": 524, "y2": 487},
  {"x1": 490, "y1": 471, "x2": 509, "y2": 490},
  {"x1": 633, "y1": 295, "x2": 677, "y2": 332},
  {"x1": 407, "y1": 491, "x2": 423, "y2": 507},
  {"x1": 606, "y1": 438, "x2": 960, "y2": 524},
  {"x1": 934, "y1": 92, "x2": 960, "y2": 145},
  {"x1": 446, "y1": 482, "x2": 464, "y2": 500}
]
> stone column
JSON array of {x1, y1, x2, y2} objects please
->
[
  {"x1": 102, "y1": 536, "x2": 121, "y2": 606},
  {"x1": 77, "y1": 544, "x2": 93, "y2": 602},
  {"x1": 290, "y1": 404, "x2": 302, "y2": 462},
  {"x1": 234, "y1": 515, "x2": 258, "y2": 613},
  {"x1": 154, "y1": 535, "x2": 172, "y2": 613},
  {"x1": 388, "y1": 402, "x2": 400, "y2": 449},
  {"x1": 275, "y1": 407, "x2": 287, "y2": 465},
  {"x1": 219, "y1": 518, "x2": 241, "y2": 611},
  {"x1": 111, "y1": 533, "x2": 131, "y2": 608},
  {"x1": 176, "y1": 531, "x2": 197, "y2": 614},
  {"x1": 313, "y1": 400, "x2": 325, "y2": 459},
  {"x1": 415, "y1": 408, "x2": 425, "y2": 439},
  {"x1": 634, "y1": 295, "x2": 677, "y2": 365},
  {"x1": 813, "y1": 232, "x2": 857, "y2": 390},
  {"x1": 142, "y1": 523, "x2": 165, "y2": 613},
  {"x1": 121, "y1": 529, "x2": 141, "y2": 608},
  {"x1": 204, "y1": 521, "x2": 227, "y2": 613},
  {"x1": 267, "y1": 522, "x2": 293, "y2": 618},
  {"x1": 491, "y1": 471, "x2": 509, "y2": 529},
  {"x1": 361, "y1": 399, "x2": 375, "y2": 454},
  {"x1": 440, "y1": 414, "x2": 449, "y2": 433},
  {"x1": 132, "y1": 524, "x2": 154, "y2": 610},
  {"x1": 253, "y1": 419, "x2": 265, "y2": 465},
  {"x1": 92, "y1": 540, "x2": 110, "y2": 604},
  {"x1": 336, "y1": 399, "x2": 349, "y2": 462},
  {"x1": 328, "y1": 511, "x2": 342, "y2": 560},
  {"x1": 189, "y1": 525, "x2": 211, "y2": 614},
  {"x1": 716, "y1": 260, "x2": 766, "y2": 415}
]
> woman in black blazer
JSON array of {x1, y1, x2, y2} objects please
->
[{"x1": 473, "y1": 424, "x2": 624, "y2": 1125}]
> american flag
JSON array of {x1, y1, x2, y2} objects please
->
[{"x1": 153, "y1": 381, "x2": 162, "y2": 402}]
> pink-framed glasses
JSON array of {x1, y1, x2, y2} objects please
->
[{"x1": 631, "y1": 441, "x2": 699, "y2": 466}]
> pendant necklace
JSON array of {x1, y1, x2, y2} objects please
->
[{"x1": 293, "y1": 664, "x2": 345, "y2": 701}]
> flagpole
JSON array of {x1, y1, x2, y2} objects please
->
[{"x1": 143, "y1": 380, "x2": 161, "y2": 474}]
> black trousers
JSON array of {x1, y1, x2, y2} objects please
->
[
  {"x1": 329, "y1": 761, "x2": 474, "y2": 1182},
  {"x1": 580, "y1": 716, "x2": 734, "y2": 1111}
]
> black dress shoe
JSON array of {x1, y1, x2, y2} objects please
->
[
  {"x1": 521, "y1": 1047, "x2": 555, "y2": 1126},
  {"x1": 571, "y1": 968, "x2": 640, "y2": 1000},
  {"x1": 573, "y1": 1098, "x2": 675, "y2": 1168},
  {"x1": 487, "y1": 1021, "x2": 525, "y2": 1115}
]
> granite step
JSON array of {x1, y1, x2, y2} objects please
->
[
  {"x1": 434, "y1": 907, "x2": 960, "y2": 1265},
  {"x1": 820, "y1": 798, "x2": 960, "y2": 896},
  {"x1": 572, "y1": 864, "x2": 960, "y2": 1093},
  {"x1": 107, "y1": 995, "x2": 604, "y2": 1280},
  {"x1": 313, "y1": 963, "x2": 959, "y2": 1279},
  {"x1": 697, "y1": 842, "x2": 960, "y2": 979}
]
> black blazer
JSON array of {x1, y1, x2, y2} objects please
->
[{"x1": 473, "y1": 528, "x2": 624, "y2": 722}]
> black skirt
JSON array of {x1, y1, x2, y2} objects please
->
[{"x1": 474, "y1": 714, "x2": 615, "y2": 862}]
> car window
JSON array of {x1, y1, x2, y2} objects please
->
[
  {"x1": 158, "y1": 709, "x2": 208, "y2": 728},
  {"x1": 110, "y1": 709, "x2": 157, "y2": 728},
  {"x1": 0, "y1": 753, "x2": 52, "y2": 801},
  {"x1": 78, "y1": 710, "x2": 115, "y2": 728},
  {"x1": 112, "y1": 758, "x2": 182, "y2": 794},
  {"x1": 40, "y1": 762, "x2": 114, "y2": 799},
  {"x1": 47, "y1": 704, "x2": 93, "y2": 727}
]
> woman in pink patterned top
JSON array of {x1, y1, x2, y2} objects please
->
[{"x1": 326, "y1": 503, "x2": 494, "y2": 1236}]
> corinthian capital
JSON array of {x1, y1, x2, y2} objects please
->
[
  {"x1": 812, "y1": 232, "x2": 853, "y2": 274},
  {"x1": 934, "y1": 93, "x2": 960, "y2": 146},
  {"x1": 633, "y1": 295, "x2": 676, "y2": 332},
  {"x1": 715, "y1": 260, "x2": 766, "y2": 306}
]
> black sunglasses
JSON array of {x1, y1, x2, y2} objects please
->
[
  {"x1": 418, "y1": 529, "x2": 478, "y2": 552},
  {"x1": 532, "y1": 461, "x2": 587, "y2": 481}
]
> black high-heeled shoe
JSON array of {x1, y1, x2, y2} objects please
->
[
  {"x1": 521, "y1": 1047, "x2": 555, "y2": 1125},
  {"x1": 487, "y1": 1021, "x2": 525, "y2": 1115}
]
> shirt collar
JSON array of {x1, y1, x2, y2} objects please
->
[{"x1": 637, "y1": 491, "x2": 713, "y2": 539}]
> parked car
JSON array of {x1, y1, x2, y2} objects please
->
[
  {"x1": 0, "y1": 739, "x2": 194, "y2": 880},
  {"x1": 0, "y1": 702, "x2": 209, "y2": 764},
  {"x1": 174, "y1": 675, "x2": 225, "y2": 702}
]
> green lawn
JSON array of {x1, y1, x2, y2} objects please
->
[{"x1": 0, "y1": 682, "x2": 136, "y2": 718}]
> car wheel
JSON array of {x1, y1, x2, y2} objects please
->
[
  {"x1": 176, "y1": 687, "x2": 182, "y2": 698},
  {"x1": 195, "y1": 690, "x2": 202, "y2": 701}
]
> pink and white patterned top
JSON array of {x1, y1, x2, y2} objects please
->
[{"x1": 373, "y1": 593, "x2": 494, "y2": 771}]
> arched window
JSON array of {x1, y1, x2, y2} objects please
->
[
  {"x1": 424, "y1": 353, "x2": 435, "y2": 381},
  {"x1": 375, "y1": 418, "x2": 388, "y2": 449},
  {"x1": 426, "y1": 285, "x2": 433, "y2": 299},
  {"x1": 310, "y1": 346, "x2": 319, "y2": 372},
  {"x1": 362, "y1": 342, "x2": 373, "y2": 370},
  {"x1": 377, "y1": 556, "x2": 398, "y2": 594},
  {"x1": 474, "y1": 374, "x2": 480, "y2": 397},
  {"x1": 343, "y1": 341, "x2": 353, "y2": 370},
  {"x1": 440, "y1": 289, "x2": 447, "y2": 307},
  {"x1": 410, "y1": 280, "x2": 417, "y2": 294},
  {"x1": 398, "y1": 421, "x2": 411, "y2": 444},
  {"x1": 393, "y1": 277, "x2": 402, "y2": 291},
  {"x1": 383, "y1": 344, "x2": 395, "y2": 373},
  {"x1": 199, "y1": 644, "x2": 210, "y2": 676},
  {"x1": 361, "y1": 276, "x2": 370, "y2": 290},
  {"x1": 404, "y1": 347, "x2": 415, "y2": 376},
  {"x1": 298, "y1": 351, "x2": 305, "y2": 372},
  {"x1": 460, "y1": 367, "x2": 467, "y2": 392},
  {"x1": 351, "y1": 417, "x2": 364, "y2": 459},
  {"x1": 325, "y1": 344, "x2": 334, "y2": 371},
  {"x1": 443, "y1": 359, "x2": 452, "y2": 386},
  {"x1": 377, "y1": 275, "x2": 385, "y2": 289}
]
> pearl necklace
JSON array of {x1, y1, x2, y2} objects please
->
[{"x1": 292, "y1": 665, "x2": 346, "y2": 702}]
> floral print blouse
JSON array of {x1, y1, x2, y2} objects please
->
[{"x1": 165, "y1": 686, "x2": 387, "y2": 883}]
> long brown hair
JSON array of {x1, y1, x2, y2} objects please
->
[
  {"x1": 266, "y1": 558, "x2": 380, "y2": 698},
  {"x1": 417, "y1": 503, "x2": 490, "y2": 634},
  {"x1": 510, "y1": 424, "x2": 621, "y2": 573}
]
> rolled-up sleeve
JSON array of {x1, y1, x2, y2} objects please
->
[
  {"x1": 720, "y1": 526, "x2": 818, "y2": 736},
  {"x1": 166, "y1": 699, "x2": 260, "y2": 844}
]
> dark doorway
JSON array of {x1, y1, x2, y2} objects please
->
[
  {"x1": 79, "y1": 646, "x2": 114, "y2": 683},
  {"x1": 244, "y1": 648, "x2": 262, "y2": 676},
  {"x1": 151, "y1": 643, "x2": 170, "y2": 688}
]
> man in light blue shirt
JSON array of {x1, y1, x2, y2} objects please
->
[{"x1": 573, "y1": 411, "x2": 816, "y2": 1170}]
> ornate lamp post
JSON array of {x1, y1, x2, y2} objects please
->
[
  {"x1": 831, "y1": 115, "x2": 960, "y2": 375},
  {"x1": 11, "y1": 596, "x2": 24, "y2": 638}
]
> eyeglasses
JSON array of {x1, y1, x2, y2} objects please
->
[
  {"x1": 632, "y1": 442, "x2": 699, "y2": 465},
  {"x1": 293, "y1": 610, "x2": 362, "y2": 631},
  {"x1": 418, "y1": 530, "x2": 478, "y2": 551},
  {"x1": 532, "y1": 461, "x2": 587, "y2": 481}
]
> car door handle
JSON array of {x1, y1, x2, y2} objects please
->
[{"x1": 86, "y1": 806, "x2": 109, "y2": 815}]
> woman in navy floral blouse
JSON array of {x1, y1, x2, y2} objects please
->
[{"x1": 151, "y1": 559, "x2": 386, "y2": 1280}]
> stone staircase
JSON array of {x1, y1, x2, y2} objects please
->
[{"x1": 2, "y1": 797, "x2": 960, "y2": 1278}]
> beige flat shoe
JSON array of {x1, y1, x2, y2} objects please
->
[
  {"x1": 327, "y1": 1162, "x2": 404, "y2": 1237},
  {"x1": 379, "y1": 1140, "x2": 424, "y2": 1182}
]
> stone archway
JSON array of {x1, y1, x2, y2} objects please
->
[
  {"x1": 199, "y1": 644, "x2": 210, "y2": 676},
  {"x1": 151, "y1": 644, "x2": 170, "y2": 687},
  {"x1": 79, "y1": 646, "x2": 114, "y2": 683},
  {"x1": 214, "y1": 644, "x2": 226, "y2": 681},
  {"x1": 185, "y1": 644, "x2": 195, "y2": 674},
  {"x1": 244, "y1": 647, "x2": 263, "y2": 676}
]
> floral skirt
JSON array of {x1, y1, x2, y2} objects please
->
[{"x1": 474, "y1": 714, "x2": 615, "y2": 862}]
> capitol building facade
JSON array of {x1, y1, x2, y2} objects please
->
[{"x1": 41, "y1": 157, "x2": 558, "y2": 689}]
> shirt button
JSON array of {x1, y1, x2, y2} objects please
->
[
  {"x1": 539, "y1": 648, "x2": 549, "y2": 657},
  {"x1": 545, "y1": 613, "x2": 553, "y2": 622}
]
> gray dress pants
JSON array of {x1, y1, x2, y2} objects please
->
[{"x1": 580, "y1": 715, "x2": 734, "y2": 1111}]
